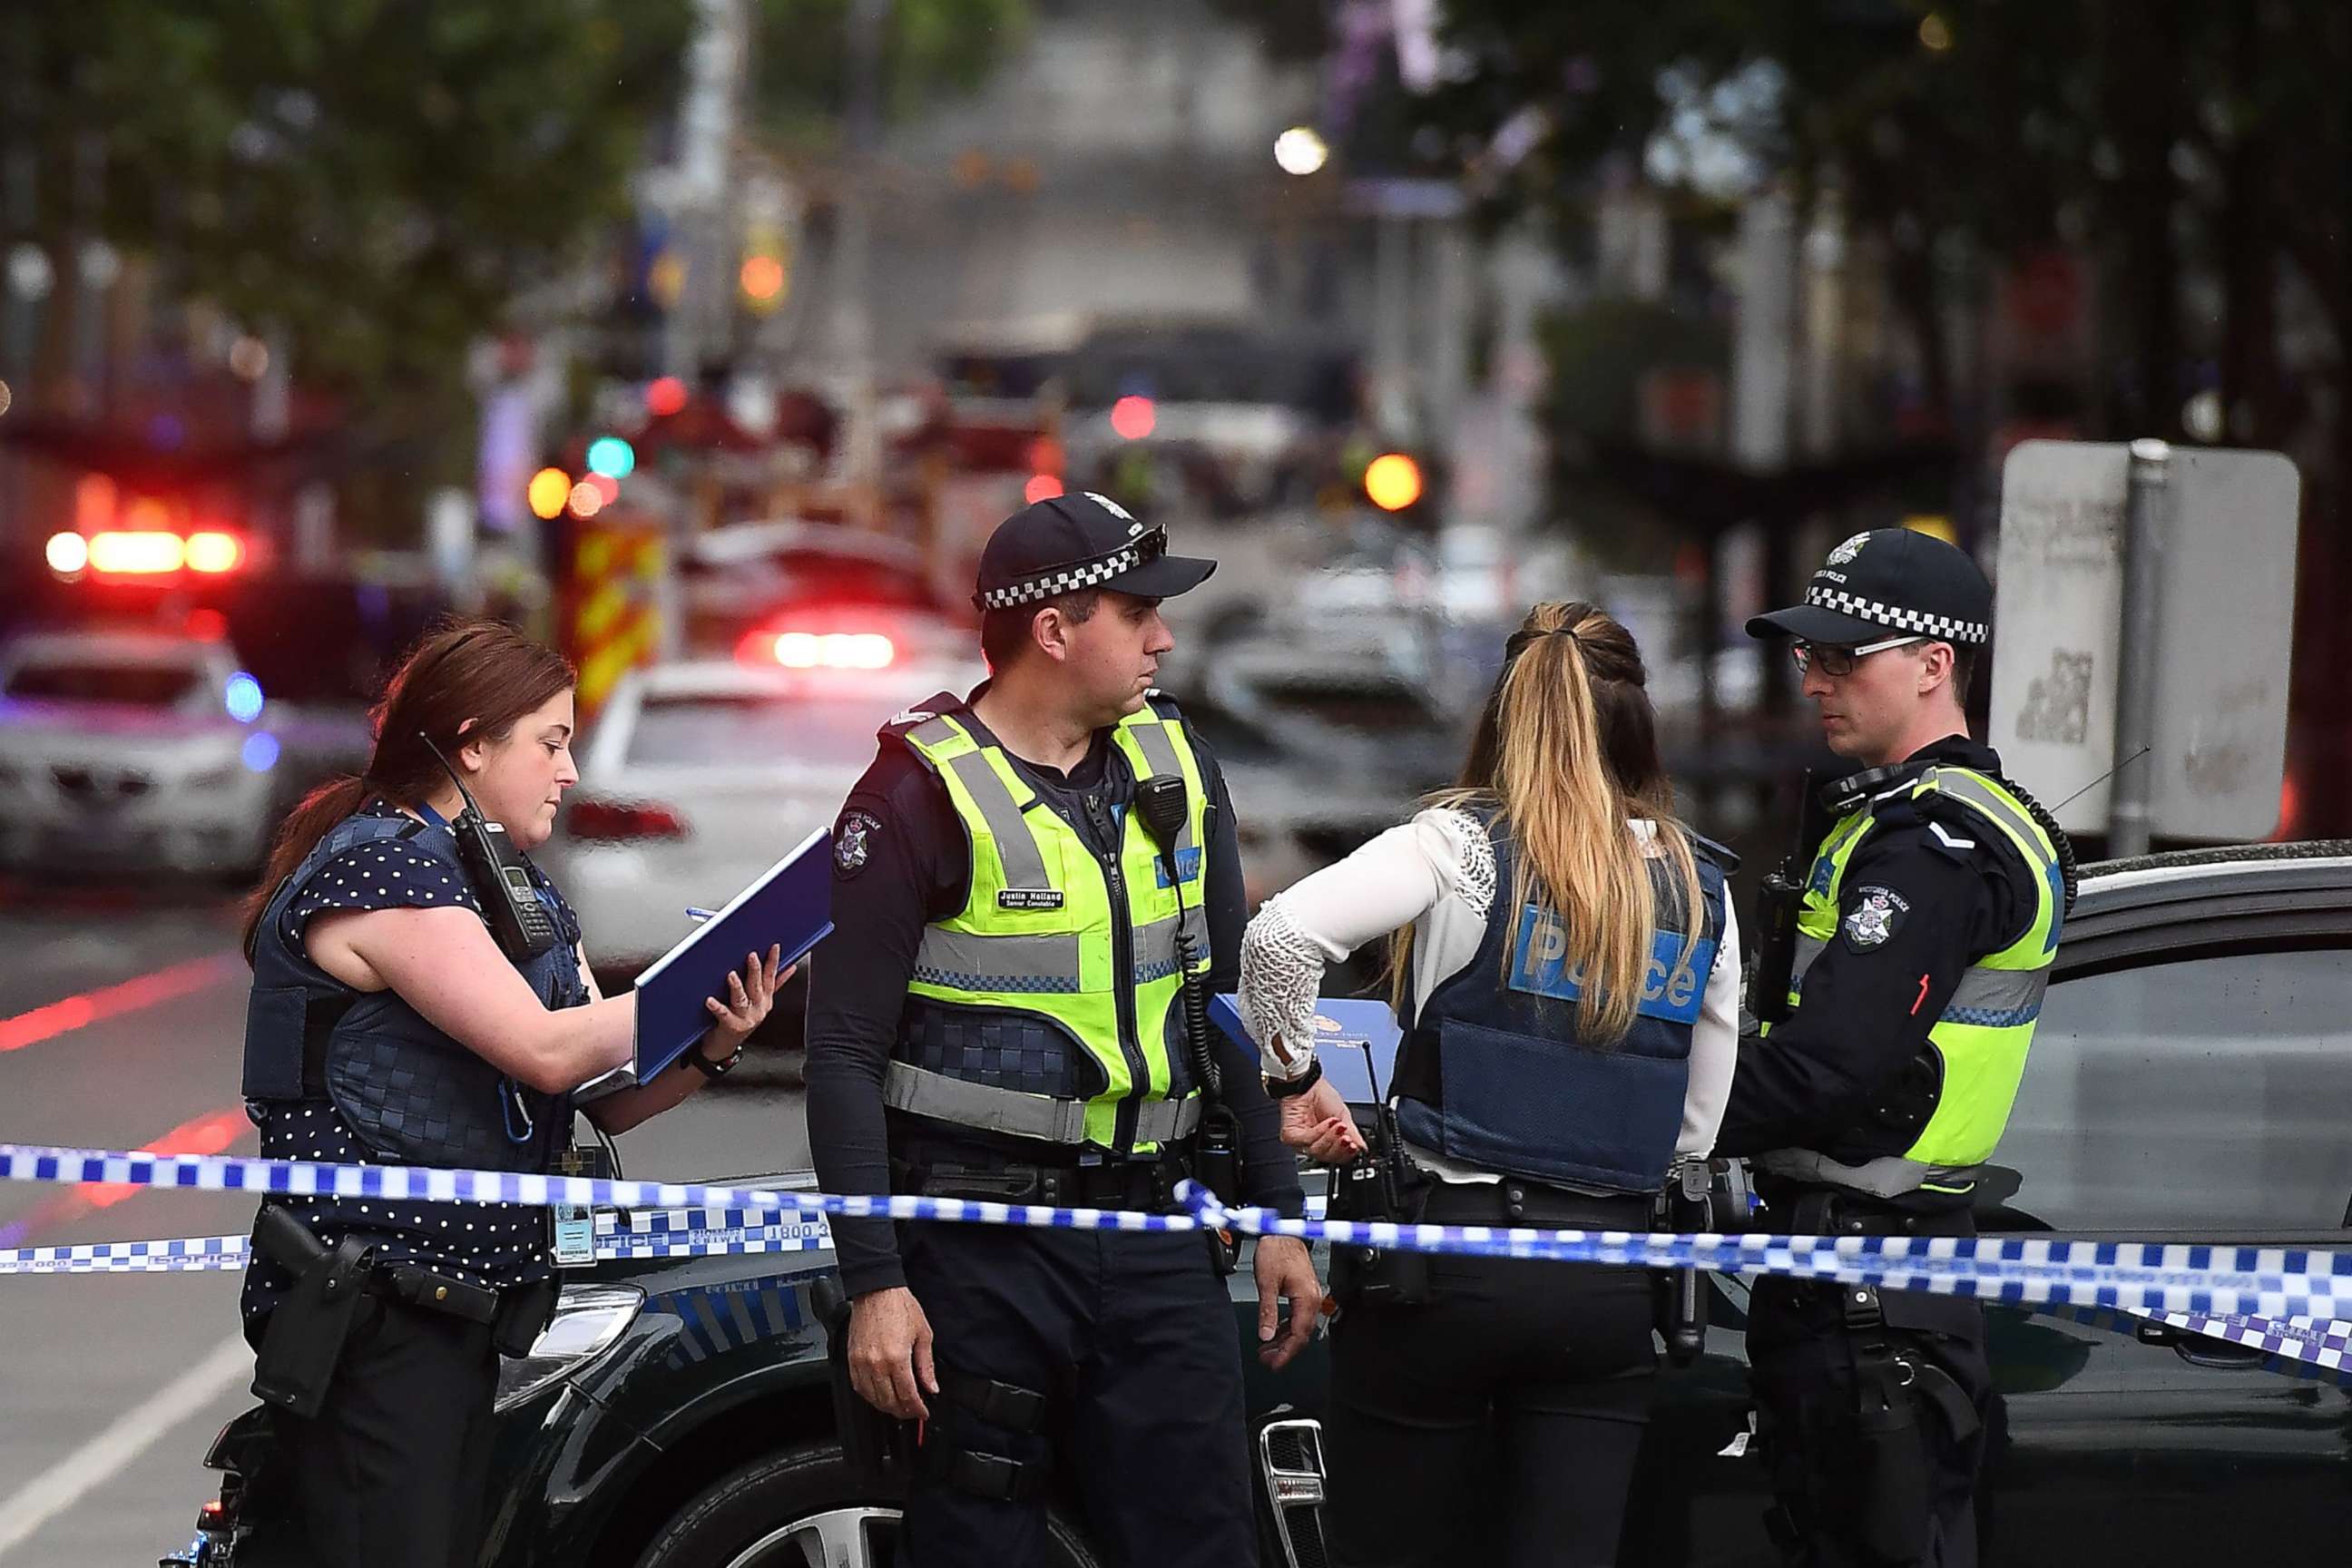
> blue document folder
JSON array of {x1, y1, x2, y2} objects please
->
[
  {"x1": 1210, "y1": 994, "x2": 1402, "y2": 1106},
  {"x1": 630, "y1": 827, "x2": 836, "y2": 1082}
]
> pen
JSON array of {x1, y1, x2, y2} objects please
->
[{"x1": 685, "y1": 906, "x2": 719, "y2": 922}]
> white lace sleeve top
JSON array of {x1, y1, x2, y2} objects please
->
[{"x1": 1236, "y1": 807, "x2": 1740, "y2": 1161}]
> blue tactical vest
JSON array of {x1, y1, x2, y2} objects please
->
[
  {"x1": 242, "y1": 806, "x2": 581, "y2": 1173},
  {"x1": 1393, "y1": 813, "x2": 1727, "y2": 1195}
]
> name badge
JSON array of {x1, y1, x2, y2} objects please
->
[
  {"x1": 997, "y1": 888, "x2": 1065, "y2": 910},
  {"x1": 553, "y1": 1202, "x2": 596, "y2": 1267}
]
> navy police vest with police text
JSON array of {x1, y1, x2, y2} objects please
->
[{"x1": 1393, "y1": 813, "x2": 1726, "y2": 1195}]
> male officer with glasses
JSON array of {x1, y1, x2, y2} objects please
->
[{"x1": 1718, "y1": 527, "x2": 2073, "y2": 1568}]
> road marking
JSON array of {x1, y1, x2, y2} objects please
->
[
  {"x1": 0, "y1": 1105, "x2": 250, "y2": 1250},
  {"x1": 0, "y1": 1331, "x2": 251, "y2": 1562},
  {"x1": 0, "y1": 953, "x2": 245, "y2": 1054}
]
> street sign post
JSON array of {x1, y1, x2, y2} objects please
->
[{"x1": 1991, "y1": 440, "x2": 2300, "y2": 846}]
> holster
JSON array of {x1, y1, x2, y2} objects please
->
[
  {"x1": 811, "y1": 1276, "x2": 911, "y2": 1483},
  {"x1": 250, "y1": 1204, "x2": 374, "y2": 1421},
  {"x1": 1326, "y1": 1108, "x2": 1430, "y2": 1308},
  {"x1": 1844, "y1": 1284, "x2": 1932, "y2": 1562},
  {"x1": 1653, "y1": 1162, "x2": 1714, "y2": 1366},
  {"x1": 492, "y1": 1275, "x2": 561, "y2": 1357}
]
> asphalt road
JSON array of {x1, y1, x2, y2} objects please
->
[{"x1": 0, "y1": 882, "x2": 814, "y2": 1567}]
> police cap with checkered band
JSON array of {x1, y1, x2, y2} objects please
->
[
  {"x1": 1746, "y1": 527, "x2": 1993, "y2": 648},
  {"x1": 972, "y1": 491, "x2": 1216, "y2": 612}
]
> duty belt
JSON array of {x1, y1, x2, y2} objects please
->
[{"x1": 894, "y1": 1152, "x2": 1184, "y2": 1210}]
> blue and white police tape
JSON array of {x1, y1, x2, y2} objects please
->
[
  {"x1": 4, "y1": 1141, "x2": 2350, "y2": 1321},
  {"x1": 0, "y1": 1215, "x2": 834, "y2": 1275},
  {"x1": 0, "y1": 1234, "x2": 251, "y2": 1276}
]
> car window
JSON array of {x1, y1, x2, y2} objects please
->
[
  {"x1": 3, "y1": 659, "x2": 205, "y2": 707},
  {"x1": 1999, "y1": 945, "x2": 2352, "y2": 1233},
  {"x1": 1250, "y1": 681, "x2": 1442, "y2": 737},
  {"x1": 622, "y1": 693, "x2": 896, "y2": 769}
]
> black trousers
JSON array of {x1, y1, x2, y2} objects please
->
[
  {"x1": 270, "y1": 1296, "x2": 501, "y2": 1568},
  {"x1": 1746, "y1": 1277, "x2": 1992, "y2": 1568},
  {"x1": 898, "y1": 1220, "x2": 1258, "y2": 1568},
  {"x1": 1322, "y1": 1184, "x2": 1659, "y2": 1568}
]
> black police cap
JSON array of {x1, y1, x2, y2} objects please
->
[
  {"x1": 1746, "y1": 527, "x2": 1993, "y2": 647},
  {"x1": 971, "y1": 491, "x2": 1216, "y2": 612}
]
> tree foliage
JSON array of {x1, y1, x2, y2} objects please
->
[{"x1": 3, "y1": 0, "x2": 695, "y2": 395}]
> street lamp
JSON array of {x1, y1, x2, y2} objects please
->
[{"x1": 1274, "y1": 127, "x2": 1328, "y2": 177}]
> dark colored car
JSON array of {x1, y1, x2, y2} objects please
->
[
  {"x1": 162, "y1": 1178, "x2": 1332, "y2": 1568},
  {"x1": 164, "y1": 843, "x2": 2352, "y2": 1566}
]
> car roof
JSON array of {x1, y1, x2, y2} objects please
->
[
  {"x1": 686, "y1": 519, "x2": 930, "y2": 572},
  {"x1": 619, "y1": 658, "x2": 976, "y2": 701},
  {"x1": 2058, "y1": 838, "x2": 2352, "y2": 972},
  {"x1": 1, "y1": 628, "x2": 223, "y2": 664}
]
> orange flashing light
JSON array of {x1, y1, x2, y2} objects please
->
[{"x1": 186, "y1": 532, "x2": 243, "y2": 573}]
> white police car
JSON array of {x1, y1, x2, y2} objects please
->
[
  {"x1": 0, "y1": 627, "x2": 281, "y2": 877},
  {"x1": 539, "y1": 640, "x2": 985, "y2": 1005}
]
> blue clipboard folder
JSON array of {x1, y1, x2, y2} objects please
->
[
  {"x1": 1210, "y1": 994, "x2": 1401, "y2": 1106},
  {"x1": 629, "y1": 827, "x2": 837, "y2": 1083}
]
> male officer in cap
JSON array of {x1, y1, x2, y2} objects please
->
[
  {"x1": 804, "y1": 491, "x2": 1322, "y2": 1566},
  {"x1": 1717, "y1": 528, "x2": 2073, "y2": 1567}
]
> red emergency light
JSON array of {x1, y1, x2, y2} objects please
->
[
  {"x1": 737, "y1": 630, "x2": 897, "y2": 671},
  {"x1": 47, "y1": 529, "x2": 250, "y2": 578}
]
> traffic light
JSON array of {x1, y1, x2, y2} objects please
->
[
  {"x1": 586, "y1": 436, "x2": 636, "y2": 479},
  {"x1": 1364, "y1": 453, "x2": 1424, "y2": 512},
  {"x1": 527, "y1": 467, "x2": 572, "y2": 521}
]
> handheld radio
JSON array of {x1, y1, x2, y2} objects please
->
[
  {"x1": 417, "y1": 731, "x2": 559, "y2": 962},
  {"x1": 1133, "y1": 774, "x2": 1241, "y2": 1207}
]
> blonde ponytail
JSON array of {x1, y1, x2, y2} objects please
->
[{"x1": 1389, "y1": 603, "x2": 1703, "y2": 1044}]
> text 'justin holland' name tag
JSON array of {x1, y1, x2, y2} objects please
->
[{"x1": 997, "y1": 888, "x2": 1066, "y2": 910}]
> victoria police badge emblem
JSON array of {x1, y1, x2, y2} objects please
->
[
  {"x1": 1842, "y1": 885, "x2": 1910, "y2": 949},
  {"x1": 1827, "y1": 532, "x2": 1869, "y2": 567},
  {"x1": 834, "y1": 809, "x2": 880, "y2": 878}
]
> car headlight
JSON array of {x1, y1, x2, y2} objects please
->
[{"x1": 494, "y1": 1283, "x2": 644, "y2": 1411}]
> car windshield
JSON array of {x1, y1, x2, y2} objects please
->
[
  {"x1": 623, "y1": 692, "x2": 900, "y2": 768},
  {"x1": 3, "y1": 660, "x2": 204, "y2": 707}
]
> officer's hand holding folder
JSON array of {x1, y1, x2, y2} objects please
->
[{"x1": 578, "y1": 828, "x2": 837, "y2": 1097}]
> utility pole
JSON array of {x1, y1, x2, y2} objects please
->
[{"x1": 835, "y1": 0, "x2": 889, "y2": 529}]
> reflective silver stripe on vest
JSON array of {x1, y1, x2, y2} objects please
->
[
  {"x1": 1790, "y1": 933, "x2": 2047, "y2": 1019},
  {"x1": 1790, "y1": 932, "x2": 1830, "y2": 988},
  {"x1": 1125, "y1": 717, "x2": 1197, "y2": 859},
  {"x1": 923, "y1": 735, "x2": 1052, "y2": 892},
  {"x1": 1132, "y1": 906, "x2": 1210, "y2": 985},
  {"x1": 883, "y1": 1062, "x2": 1202, "y2": 1144},
  {"x1": 912, "y1": 926, "x2": 1084, "y2": 994},
  {"x1": 1752, "y1": 1148, "x2": 1985, "y2": 1199},
  {"x1": 1919, "y1": 769, "x2": 2053, "y2": 868}
]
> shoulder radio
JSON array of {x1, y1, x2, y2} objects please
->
[{"x1": 418, "y1": 731, "x2": 559, "y2": 961}]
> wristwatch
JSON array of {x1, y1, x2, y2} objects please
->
[
  {"x1": 686, "y1": 1038, "x2": 743, "y2": 1080},
  {"x1": 1262, "y1": 1057, "x2": 1323, "y2": 1099}
]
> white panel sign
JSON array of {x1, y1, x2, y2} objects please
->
[{"x1": 1992, "y1": 442, "x2": 2299, "y2": 841}]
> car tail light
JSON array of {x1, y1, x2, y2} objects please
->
[
  {"x1": 736, "y1": 630, "x2": 896, "y2": 670},
  {"x1": 568, "y1": 798, "x2": 689, "y2": 841}
]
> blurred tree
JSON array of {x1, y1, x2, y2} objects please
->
[
  {"x1": 1, "y1": 0, "x2": 694, "y2": 397},
  {"x1": 747, "y1": 0, "x2": 1030, "y2": 151}
]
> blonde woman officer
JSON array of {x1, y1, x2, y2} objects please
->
[{"x1": 1236, "y1": 602, "x2": 1741, "y2": 1568}]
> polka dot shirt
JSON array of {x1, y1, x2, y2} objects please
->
[{"x1": 241, "y1": 799, "x2": 583, "y2": 1328}]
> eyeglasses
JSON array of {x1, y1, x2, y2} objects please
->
[{"x1": 1791, "y1": 634, "x2": 1925, "y2": 677}]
